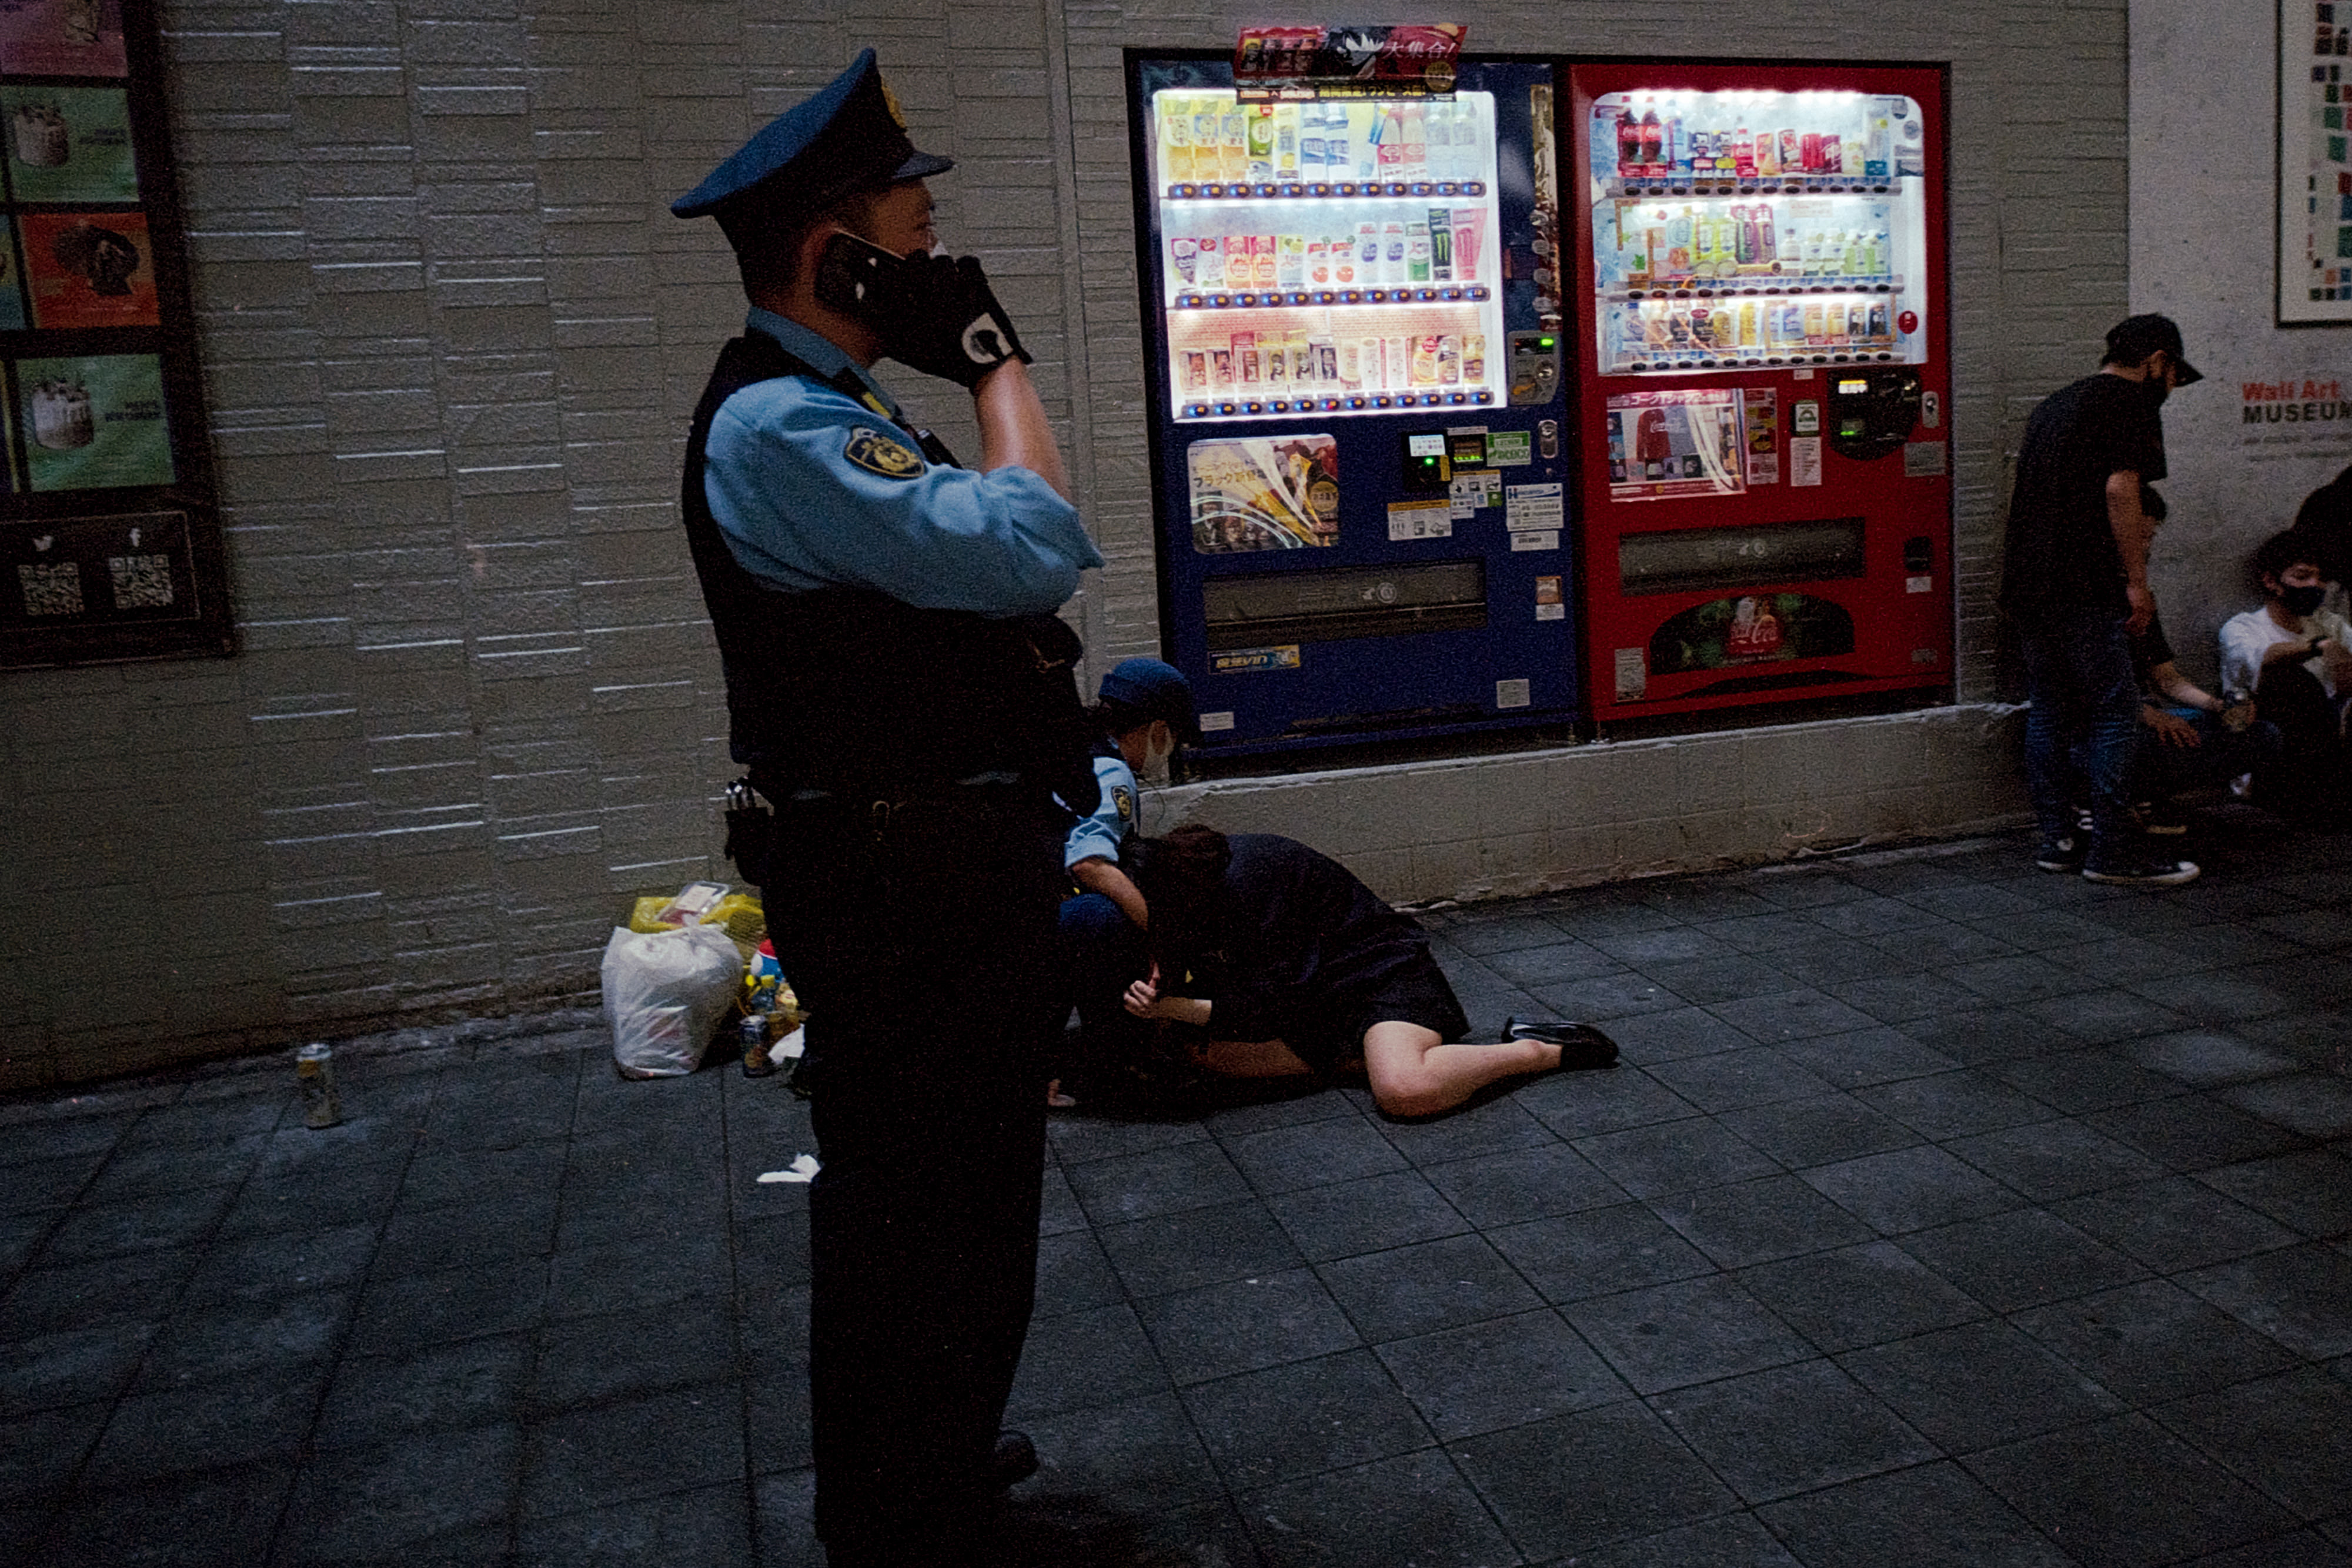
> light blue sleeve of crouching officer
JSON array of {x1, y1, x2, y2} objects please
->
[
  {"x1": 1064, "y1": 750, "x2": 1138, "y2": 870},
  {"x1": 703, "y1": 349, "x2": 1102, "y2": 617}
]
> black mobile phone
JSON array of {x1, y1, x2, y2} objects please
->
[{"x1": 813, "y1": 232, "x2": 903, "y2": 318}]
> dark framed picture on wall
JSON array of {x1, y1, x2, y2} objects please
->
[{"x1": 0, "y1": 0, "x2": 232, "y2": 668}]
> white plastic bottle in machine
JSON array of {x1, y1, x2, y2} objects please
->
[
  {"x1": 1327, "y1": 104, "x2": 1354, "y2": 182},
  {"x1": 1425, "y1": 101, "x2": 1452, "y2": 180},
  {"x1": 1402, "y1": 103, "x2": 1427, "y2": 179}
]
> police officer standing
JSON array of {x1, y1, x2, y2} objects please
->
[{"x1": 671, "y1": 52, "x2": 1102, "y2": 1567}]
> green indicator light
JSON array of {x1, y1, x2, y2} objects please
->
[{"x1": 1539, "y1": 337, "x2": 1555, "y2": 348}]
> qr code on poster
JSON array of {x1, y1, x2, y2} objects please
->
[
  {"x1": 109, "y1": 552, "x2": 175, "y2": 609},
  {"x1": 18, "y1": 561, "x2": 85, "y2": 617}
]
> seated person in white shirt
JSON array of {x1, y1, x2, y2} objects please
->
[{"x1": 2219, "y1": 529, "x2": 2352, "y2": 818}]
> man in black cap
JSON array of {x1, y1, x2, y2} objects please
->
[
  {"x1": 671, "y1": 50, "x2": 1102, "y2": 1567},
  {"x1": 1999, "y1": 313, "x2": 2203, "y2": 886}
]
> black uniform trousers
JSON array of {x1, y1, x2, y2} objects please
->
[{"x1": 757, "y1": 785, "x2": 1067, "y2": 1567}]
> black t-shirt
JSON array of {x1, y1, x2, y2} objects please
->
[{"x1": 2000, "y1": 372, "x2": 2166, "y2": 613}]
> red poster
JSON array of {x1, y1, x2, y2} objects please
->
[{"x1": 19, "y1": 210, "x2": 158, "y2": 330}]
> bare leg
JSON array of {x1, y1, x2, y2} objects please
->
[{"x1": 1361, "y1": 1021, "x2": 1558, "y2": 1119}]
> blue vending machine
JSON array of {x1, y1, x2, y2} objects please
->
[{"x1": 1128, "y1": 50, "x2": 1578, "y2": 755}]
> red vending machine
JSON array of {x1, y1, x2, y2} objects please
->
[{"x1": 1566, "y1": 62, "x2": 1952, "y2": 725}]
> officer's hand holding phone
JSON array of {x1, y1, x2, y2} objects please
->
[{"x1": 816, "y1": 233, "x2": 1031, "y2": 389}]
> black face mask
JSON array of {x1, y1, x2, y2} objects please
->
[
  {"x1": 2280, "y1": 582, "x2": 2328, "y2": 616},
  {"x1": 2141, "y1": 374, "x2": 2171, "y2": 410}
]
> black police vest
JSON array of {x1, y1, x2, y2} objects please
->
[{"x1": 679, "y1": 328, "x2": 1096, "y2": 808}]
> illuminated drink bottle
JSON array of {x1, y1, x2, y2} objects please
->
[{"x1": 1163, "y1": 98, "x2": 1193, "y2": 182}]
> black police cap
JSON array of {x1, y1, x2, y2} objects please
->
[{"x1": 671, "y1": 49, "x2": 953, "y2": 224}]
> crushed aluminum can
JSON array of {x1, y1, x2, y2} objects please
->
[
  {"x1": 740, "y1": 1013, "x2": 777, "y2": 1077},
  {"x1": 295, "y1": 1042, "x2": 343, "y2": 1129}
]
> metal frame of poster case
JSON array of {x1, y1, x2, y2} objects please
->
[
  {"x1": 0, "y1": 0, "x2": 230, "y2": 668},
  {"x1": 2279, "y1": 0, "x2": 2352, "y2": 326}
]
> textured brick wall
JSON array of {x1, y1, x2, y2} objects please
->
[{"x1": 0, "y1": 0, "x2": 2124, "y2": 1090}]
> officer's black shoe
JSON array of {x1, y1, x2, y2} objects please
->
[{"x1": 992, "y1": 1429, "x2": 1039, "y2": 1490}]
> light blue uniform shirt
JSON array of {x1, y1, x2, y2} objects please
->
[
  {"x1": 1064, "y1": 748, "x2": 1139, "y2": 870},
  {"x1": 703, "y1": 310, "x2": 1102, "y2": 616}
]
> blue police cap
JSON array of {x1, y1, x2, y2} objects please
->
[
  {"x1": 1099, "y1": 658, "x2": 1200, "y2": 742},
  {"x1": 672, "y1": 49, "x2": 953, "y2": 222}
]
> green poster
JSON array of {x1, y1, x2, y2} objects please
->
[
  {"x1": 18, "y1": 354, "x2": 173, "y2": 492},
  {"x1": 0, "y1": 86, "x2": 137, "y2": 205}
]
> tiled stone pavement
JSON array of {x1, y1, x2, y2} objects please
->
[{"x1": 5, "y1": 821, "x2": 2351, "y2": 1566}]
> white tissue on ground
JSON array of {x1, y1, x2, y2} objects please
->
[{"x1": 757, "y1": 1153, "x2": 821, "y2": 1184}]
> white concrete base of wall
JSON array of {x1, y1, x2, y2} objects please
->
[{"x1": 1148, "y1": 703, "x2": 2030, "y2": 905}]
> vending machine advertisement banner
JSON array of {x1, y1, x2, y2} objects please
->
[
  {"x1": 1232, "y1": 25, "x2": 1465, "y2": 99},
  {"x1": 1188, "y1": 434, "x2": 1341, "y2": 551},
  {"x1": 1605, "y1": 389, "x2": 1746, "y2": 501}
]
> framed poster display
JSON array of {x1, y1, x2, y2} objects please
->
[
  {"x1": 0, "y1": 0, "x2": 230, "y2": 667},
  {"x1": 2280, "y1": 0, "x2": 2352, "y2": 324}
]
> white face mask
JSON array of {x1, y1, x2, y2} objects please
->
[{"x1": 1139, "y1": 723, "x2": 1177, "y2": 781}]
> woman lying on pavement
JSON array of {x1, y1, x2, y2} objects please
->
[{"x1": 1121, "y1": 824, "x2": 1615, "y2": 1118}]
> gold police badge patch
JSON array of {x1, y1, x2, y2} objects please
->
[
  {"x1": 1112, "y1": 783, "x2": 1134, "y2": 824},
  {"x1": 844, "y1": 426, "x2": 924, "y2": 480}
]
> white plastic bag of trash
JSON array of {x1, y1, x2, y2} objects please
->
[{"x1": 601, "y1": 923, "x2": 743, "y2": 1079}]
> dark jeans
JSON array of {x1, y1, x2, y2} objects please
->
[
  {"x1": 2016, "y1": 604, "x2": 2140, "y2": 859},
  {"x1": 2252, "y1": 661, "x2": 2352, "y2": 815},
  {"x1": 1056, "y1": 890, "x2": 1150, "y2": 1085},
  {"x1": 756, "y1": 788, "x2": 1067, "y2": 1567}
]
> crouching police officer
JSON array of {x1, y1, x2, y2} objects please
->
[{"x1": 671, "y1": 51, "x2": 1102, "y2": 1568}]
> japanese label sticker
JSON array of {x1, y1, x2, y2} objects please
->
[
  {"x1": 1388, "y1": 497, "x2": 1453, "y2": 540},
  {"x1": 1535, "y1": 574, "x2": 1565, "y2": 621},
  {"x1": 1504, "y1": 482, "x2": 1563, "y2": 529},
  {"x1": 1485, "y1": 430, "x2": 1532, "y2": 467},
  {"x1": 1788, "y1": 436, "x2": 1823, "y2": 488},
  {"x1": 1212, "y1": 646, "x2": 1301, "y2": 673},
  {"x1": 1614, "y1": 646, "x2": 1646, "y2": 701}
]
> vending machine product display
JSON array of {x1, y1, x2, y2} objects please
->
[
  {"x1": 1130, "y1": 49, "x2": 1575, "y2": 753},
  {"x1": 1568, "y1": 62, "x2": 1952, "y2": 723}
]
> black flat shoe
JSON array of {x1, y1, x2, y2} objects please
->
[{"x1": 1502, "y1": 1017, "x2": 1621, "y2": 1070}]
